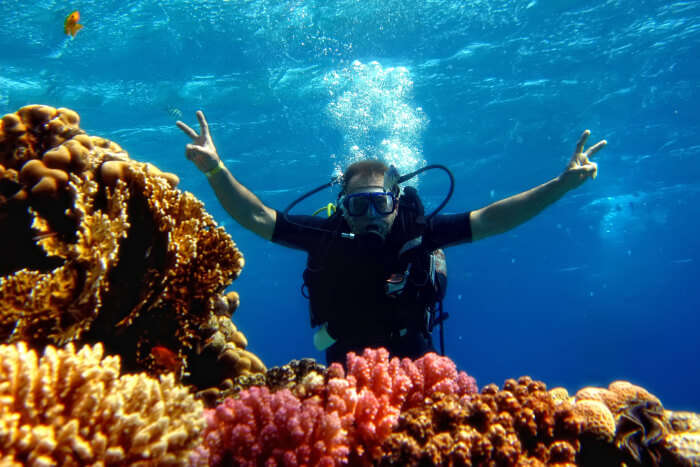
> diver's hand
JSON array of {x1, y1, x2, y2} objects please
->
[
  {"x1": 176, "y1": 110, "x2": 221, "y2": 173},
  {"x1": 558, "y1": 129, "x2": 607, "y2": 191}
]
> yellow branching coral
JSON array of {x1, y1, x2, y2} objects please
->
[
  {"x1": 111, "y1": 163, "x2": 244, "y2": 340},
  {"x1": 0, "y1": 341, "x2": 204, "y2": 465},
  {"x1": 0, "y1": 176, "x2": 129, "y2": 345},
  {"x1": 0, "y1": 104, "x2": 262, "y2": 391}
]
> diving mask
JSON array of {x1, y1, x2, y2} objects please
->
[{"x1": 341, "y1": 191, "x2": 397, "y2": 217}]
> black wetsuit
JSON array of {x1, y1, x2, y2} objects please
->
[{"x1": 272, "y1": 208, "x2": 472, "y2": 364}]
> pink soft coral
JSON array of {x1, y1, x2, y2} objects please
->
[
  {"x1": 193, "y1": 348, "x2": 477, "y2": 466},
  {"x1": 337, "y1": 348, "x2": 477, "y2": 462},
  {"x1": 191, "y1": 386, "x2": 349, "y2": 466}
]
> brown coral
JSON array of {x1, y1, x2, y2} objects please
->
[
  {"x1": 0, "y1": 104, "x2": 263, "y2": 391},
  {"x1": 195, "y1": 357, "x2": 326, "y2": 408},
  {"x1": 379, "y1": 376, "x2": 581, "y2": 466},
  {"x1": 0, "y1": 341, "x2": 204, "y2": 465}
]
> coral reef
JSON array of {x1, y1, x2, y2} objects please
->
[
  {"x1": 380, "y1": 376, "x2": 581, "y2": 466},
  {"x1": 192, "y1": 348, "x2": 478, "y2": 466},
  {"x1": 190, "y1": 348, "x2": 700, "y2": 466},
  {"x1": 196, "y1": 356, "x2": 327, "y2": 408},
  {"x1": 0, "y1": 341, "x2": 204, "y2": 465},
  {"x1": 0, "y1": 104, "x2": 263, "y2": 390},
  {"x1": 3, "y1": 105, "x2": 699, "y2": 466},
  {"x1": 664, "y1": 410, "x2": 700, "y2": 466},
  {"x1": 565, "y1": 381, "x2": 700, "y2": 466},
  {"x1": 191, "y1": 386, "x2": 350, "y2": 467}
]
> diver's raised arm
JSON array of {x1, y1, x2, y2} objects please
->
[
  {"x1": 469, "y1": 129, "x2": 606, "y2": 242},
  {"x1": 177, "y1": 110, "x2": 276, "y2": 240}
]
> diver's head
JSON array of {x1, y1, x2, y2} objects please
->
[{"x1": 339, "y1": 160, "x2": 400, "y2": 245}]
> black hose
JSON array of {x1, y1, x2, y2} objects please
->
[{"x1": 398, "y1": 164, "x2": 454, "y2": 220}]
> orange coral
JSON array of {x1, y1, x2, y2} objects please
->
[
  {"x1": 0, "y1": 342, "x2": 204, "y2": 465},
  {"x1": 0, "y1": 105, "x2": 262, "y2": 391},
  {"x1": 379, "y1": 376, "x2": 581, "y2": 466},
  {"x1": 574, "y1": 380, "x2": 661, "y2": 416},
  {"x1": 571, "y1": 399, "x2": 616, "y2": 442}
]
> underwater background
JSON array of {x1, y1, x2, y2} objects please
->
[{"x1": 1, "y1": 0, "x2": 698, "y2": 413}]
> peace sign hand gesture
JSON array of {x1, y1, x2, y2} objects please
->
[
  {"x1": 559, "y1": 129, "x2": 607, "y2": 191},
  {"x1": 176, "y1": 110, "x2": 221, "y2": 174}
]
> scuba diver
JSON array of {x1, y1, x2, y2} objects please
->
[{"x1": 177, "y1": 110, "x2": 606, "y2": 365}]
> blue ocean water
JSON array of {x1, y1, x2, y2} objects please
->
[{"x1": 1, "y1": 0, "x2": 698, "y2": 412}]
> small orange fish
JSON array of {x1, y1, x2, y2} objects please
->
[
  {"x1": 150, "y1": 346, "x2": 181, "y2": 372},
  {"x1": 64, "y1": 11, "x2": 83, "y2": 37}
]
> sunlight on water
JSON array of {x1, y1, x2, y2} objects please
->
[
  {"x1": 324, "y1": 60, "x2": 427, "y2": 182},
  {"x1": 581, "y1": 193, "x2": 648, "y2": 242},
  {"x1": 581, "y1": 187, "x2": 686, "y2": 243}
]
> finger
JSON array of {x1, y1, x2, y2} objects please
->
[
  {"x1": 185, "y1": 143, "x2": 207, "y2": 160},
  {"x1": 585, "y1": 139, "x2": 607, "y2": 159},
  {"x1": 176, "y1": 120, "x2": 199, "y2": 140},
  {"x1": 587, "y1": 161, "x2": 598, "y2": 179},
  {"x1": 575, "y1": 129, "x2": 591, "y2": 155},
  {"x1": 578, "y1": 161, "x2": 598, "y2": 177},
  {"x1": 196, "y1": 110, "x2": 210, "y2": 138},
  {"x1": 570, "y1": 163, "x2": 597, "y2": 181}
]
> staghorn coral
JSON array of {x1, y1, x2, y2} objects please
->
[
  {"x1": 380, "y1": 375, "x2": 582, "y2": 466},
  {"x1": 0, "y1": 341, "x2": 204, "y2": 465},
  {"x1": 193, "y1": 348, "x2": 478, "y2": 466},
  {"x1": 0, "y1": 104, "x2": 262, "y2": 391}
]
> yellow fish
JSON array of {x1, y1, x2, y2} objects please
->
[{"x1": 64, "y1": 11, "x2": 83, "y2": 37}]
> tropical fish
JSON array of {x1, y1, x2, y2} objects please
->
[
  {"x1": 64, "y1": 11, "x2": 83, "y2": 37},
  {"x1": 195, "y1": 334, "x2": 217, "y2": 355},
  {"x1": 32, "y1": 231, "x2": 58, "y2": 242},
  {"x1": 166, "y1": 106, "x2": 183, "y2": 119},
  {"x1": 150, "y1": 345, "x2": 181, "y2": 372}
]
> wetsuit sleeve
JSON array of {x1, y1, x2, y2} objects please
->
[
  {"x1": 271, "y1": 209, "x2": 329, "y2": 251},
  {"x1": 423, "y1": 212, "x2": 473, "y2": 250}
]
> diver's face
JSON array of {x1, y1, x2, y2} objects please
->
[{"x1": 342, "y1": 172, "x2": 399, "y2": 239}]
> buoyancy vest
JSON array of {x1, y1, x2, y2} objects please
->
[{"x1": 301, "y1": 187, "x2": 448, "y2": 345}]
